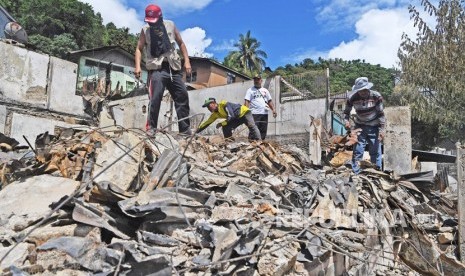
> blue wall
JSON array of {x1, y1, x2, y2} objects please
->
[{"x1": 332, "y1": 112, "x2": 346, "y2": 136}]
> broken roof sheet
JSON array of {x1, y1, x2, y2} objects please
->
[{"x1": 0, "y1": 128, "x2": 463, "y2": 275}]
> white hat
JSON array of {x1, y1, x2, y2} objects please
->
[{"x1": 352, "y1": 77, "x2": 373, "y2": 92}]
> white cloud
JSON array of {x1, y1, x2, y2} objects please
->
[
  {"x1": 78, "y1": 0, "x2": 213, "y2": 33},
  {"x1": 326, "y1": 8, "x2": 417, "y2": 68},
  {"x1": 79, "y1": 0, "x2": 142, "y2": 33},
  {"x1": 285, "y1": 7, "x2": 418, "y2": 68},
  {"x1": 180, "y1": 27, "x2": 213, "y2": 57},
  {"x1": 314, "y1": 0, "x2": 411, "y2": 31},
  {"x1": 210, "y1": 39, "x2": 236, "y2": 52},
  {"x1": 287, "y1": 1, "x2": 437, "y2": 68},
  {"x1": 79, "y1": 0, "x2": 215, "y2": 57}
]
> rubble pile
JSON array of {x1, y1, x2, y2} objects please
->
[{"x1": 0, "y1": 128, "x2": 464, "y2": 275}]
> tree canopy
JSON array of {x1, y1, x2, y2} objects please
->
[
  {"x1": 0, "y1": 0, "x2": 138, "y2": 58},
  {"x1": 394, "y1": 0, "x2": 465, "y2": 146}
]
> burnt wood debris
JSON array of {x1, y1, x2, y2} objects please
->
[{"x1": 0, "y1": 128, "x2": 463, "y2": 276}]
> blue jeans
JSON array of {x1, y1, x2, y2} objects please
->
[{"x1": 351, "y1": 125, "x2": 382, "y2": 174}]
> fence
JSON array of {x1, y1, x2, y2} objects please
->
[{"x1": 279, "y1": 69, "x2": 329, "y2": 103}]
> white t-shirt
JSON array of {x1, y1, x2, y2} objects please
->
[{"x1": 244, "y1": 87, "x2": 272, "y2": 115}]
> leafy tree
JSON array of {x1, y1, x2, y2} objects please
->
[
  {"x1": 224, "y1": 30, "x2": 267, "y2": 76},
  {"x1": 104, "y1": 23, "x2": 138, "y2": 53},
  {"x1": 50, "y1": 33, "x2": 79, "y2": 58},
  {"x1": 5, "y1": 0, "x2": 105, "y2": 48},
  {"x1": 396, "y1": 0, "x2": 465, "y2": 144},
  {"x1": 222, "y1": 51, "x2": 242, "y2": 71},
  {"x1": 28, "y1": 33, "x2": 78, "y2": 58},
  {"x1": 27, "y1": 34, "x2": 53, "y2": 53},
  {"x1": 300, "y1": 58, "x2": 316, "y2": 69},
  {"x1": 0, "y1": 0, "x2": 21, "y2": 17},
  {"x1": 0, "y1": 0, "x2": 136, "y2": 58}
]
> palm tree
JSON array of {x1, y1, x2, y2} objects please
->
[{"x1": 227, "y1": 30, "x2": 267, "y2": 76}]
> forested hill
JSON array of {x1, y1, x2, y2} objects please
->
[
  {"x1": 0, "y1": 0, "x2": 138, "y2": 59},
  {"x1": 273, "y1": 58, "x2": 397, "y2": 100}
]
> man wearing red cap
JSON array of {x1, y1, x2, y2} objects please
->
[{"x1": 134, "y1": 4, "x2": 192, "y2": 135}]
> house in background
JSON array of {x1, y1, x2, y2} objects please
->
[
  {"x1": 68, "y1": 46, "x2": 251, "y2": 97},
  {"x1": 185, "y1": 57, "x2": 251, "y2": 90},
  {"x1": 68, "y1": 46, "x2": 148, "y2": 97}
]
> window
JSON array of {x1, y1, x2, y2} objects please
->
[
  {"x1": 126, "y1": 81, "x2": 135, "y2": 91},
  {"x1": 112, "y1": 65, "x2": 124, "y2": 73},
  {"x1": 84, "y1": 59, "x2": 124, "y2": 72},
  {"x1": 187, "y1": 71, "x2": 197, "y2": 82},
  {"x1": 227, "y1": 72, "x2": 236, "y2": 84}
]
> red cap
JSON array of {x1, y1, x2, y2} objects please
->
[{"x1": 145, "y1": 4, "x2": 162, "y2": 23}]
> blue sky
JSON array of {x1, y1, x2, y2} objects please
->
[{"x1": 79, "y1": 0, "x2": 425, "y2": 70}]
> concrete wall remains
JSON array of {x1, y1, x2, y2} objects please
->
[
  {"x1": 309, "y1": 118, "x2": 323, "y2": 165},
  {"x1": 100, "y1": 96, "x2": 149, "y2": 131},
  {"x1": 187, "y1": 76, "x2": 326, "y2": 138},
  {"x1": 10, "y1": 113, "x2": 80, "y2": 146},
  {"x1": 0, "y1": 41, "x2": 90, "y2": 145},
  {"x1": 383, "y1": 106, "x2": 412, "y2": 174},
  {"x1": 48, "y1": 57, "x2": 87, "y2": 116},
  {"x1": 100, "y1": 76, "x2": 327, "y2": 141},
  {"x1": 0, "y1": 43, "x2": 49, "y2": 106}
]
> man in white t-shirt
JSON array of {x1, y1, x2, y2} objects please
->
[{"x1": 244, "y1": 75, "x2": 277, "y2": 140}]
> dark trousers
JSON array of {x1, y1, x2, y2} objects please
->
[
  {"x1": 250, "y1": 114, "x2": 269, "y2": 140},
  {"x1": 148, "y1": 67, "x2": 190, "y2": 133},
  {"x1": 223, "y1": 111, "x2": 261, "y2": 141}
]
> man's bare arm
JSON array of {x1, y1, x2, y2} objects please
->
[
  {"x1": 174, "y1": 26, "x2": 191, "y2": 75},
  {"x1": 134, "y1": 30, "x2": 146, "y2": 79}
]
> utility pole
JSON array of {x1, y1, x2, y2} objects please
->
[
  {"x1": 325, "y1": 68, "x2": 330, "y2": 130},
  {"x1": 457, "y1": 142, "x2": 465, "y2": 263}
]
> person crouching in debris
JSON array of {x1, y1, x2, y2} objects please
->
[
  {"x1": 343, "y1": 77, "x2": 385, "y2": 174},
  {"x1": 196, "y1": 98, "x2": 261, "y2": 141}
]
